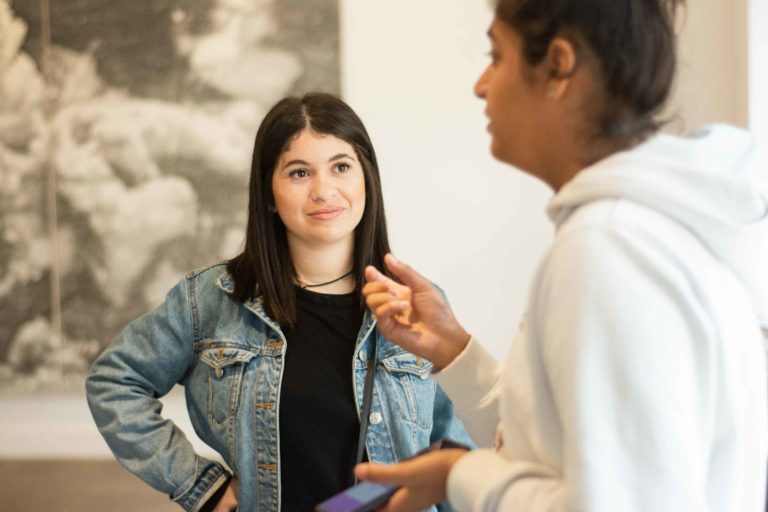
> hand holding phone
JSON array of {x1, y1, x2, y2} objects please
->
[
  {"x1": 315, "y1": 481, "x2": 398, "y2": 512},
  {"x1": 315, "y1": 439, "x2": 470, "y2": 512}
]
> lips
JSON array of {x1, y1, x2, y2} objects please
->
[{"x1": 307, "y1": 207, "x2": 344, "y2": 220}]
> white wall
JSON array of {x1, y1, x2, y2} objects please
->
[
  {"x1": 0, "y1": 0, "x2": 758, "y2": 458},
  {"x1": 0, "y1": 387, "x2": 213, "y2": 458},
  {"x1": 340, "y1": 0, "x2": 552, "y2": 361},
  {"x1": 667, "y1": 0, "x2": 749, "y2": 131},
  {"x1": 748, "y1": 0, "x2": 768, "y2": 142}
]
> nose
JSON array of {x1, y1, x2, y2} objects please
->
[
  {"x1": 474, "y1": 65, "x2": 490, "y2": 99},
  {"x1": 309, "y1": 173, "x2": 337, "y2": 203}
]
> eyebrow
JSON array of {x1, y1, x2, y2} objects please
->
[
  {"x1": 329, "y1": 153, "x2": 355, "y2": 162},
  {"x1": 281, "y1": 153, "x2": 356, "y2": 170},
  {"x1": 487, "y1": 27, "x2": 497, "y2": 41}
]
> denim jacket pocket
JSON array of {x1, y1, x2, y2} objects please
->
[
  {"x1": 199, "y1": 346, "x2": 258, "y2": 426},
  {"x1": 381, "y1": 352, "x2": 435, "y2": 429}
]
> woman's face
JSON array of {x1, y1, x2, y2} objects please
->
[
  {"x1": 474, "y1": 17, "x2": 548, "y2": 172},
  {"x1": 272, "y1": 129, "x2": 366, "y2": 249}
]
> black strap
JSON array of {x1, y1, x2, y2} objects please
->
[{"x1": 354, "y1": 341, "x2": 378, "y2": 470}]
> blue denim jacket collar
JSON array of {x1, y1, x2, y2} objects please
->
[{"x1": 214, "y1": 270, "x2": 379, "y2": 353}]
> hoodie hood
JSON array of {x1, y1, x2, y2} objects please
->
[{"x1": 547, "y1": 124, "x2": 768, "y2": 328}]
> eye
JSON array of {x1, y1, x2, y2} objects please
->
[
  {"x1": 288, "y1": 168, "x2": 309, "y2": 178},
  {"x1": 487, "y1": 49, "x2": 500, "y2": 65},
  {"x1": 334, "y1": 161, "x2": 352, "y2": 173}
]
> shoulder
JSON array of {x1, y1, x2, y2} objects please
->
[
  {"x1": 531, "y1": 199, "x2": 719, "y2": 345},
  {"x1": 183, "y1": 261, "x2": 232, "y2": 292},
  {"x1": 533, "y1": 198, "x2": 709, "y2": 320},
  {"x1": 546, "y1": 197, "x2": 704, "y2": 278},
  {"x1": 185, "y1": 260, "x2": 230, "y2": 281},
  {"x1": 168, "y1": 262, "x2": 238, "y2": 318}
]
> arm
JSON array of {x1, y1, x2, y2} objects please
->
[
  {"x1": 431, "y1": 337, "x2": 503, "y2": 447},
  {"x1": 85, "y1": 278, "x2": 231, "y2": 511},
  {"x1": 447, "y1": 229, "x2": 713, "y2": 511}
]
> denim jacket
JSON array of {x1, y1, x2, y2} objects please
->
[{"x1": 86, "y1": 263, "x2": 471, "y2": 511}]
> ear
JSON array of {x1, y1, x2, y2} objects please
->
[{"x1": 543, "y1": 36, "x2": 577, "y2": 98}]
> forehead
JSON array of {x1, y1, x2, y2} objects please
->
[
  {"x1": 280, "y1": 129, "x2": 355, "y2": 160},
  {"x1": 489, "y1": 16, "x2": 521, "y2": 47}
]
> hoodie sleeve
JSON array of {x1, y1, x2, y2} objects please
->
[
  {"x1": 447, "y1": 225, "x2": 716, "y2": 511},
  {"x1": 432, "y1": 336, "x2": 504, "y2": 447}
]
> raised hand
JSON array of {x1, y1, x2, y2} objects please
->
[{"x1": 363, "y1": 254, "x2": 471, "y2": 370}]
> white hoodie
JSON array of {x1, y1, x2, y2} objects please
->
[{"x1": 436, "y1": 125, "x2": 768, "y2": 511}]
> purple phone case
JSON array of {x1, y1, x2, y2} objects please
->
[{"x1": 315, "y1": 481, "x2": 398, "y2": 512}]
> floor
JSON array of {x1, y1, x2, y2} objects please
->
[{"x1": 0, "y1": 459, "x2": 178, "y2": 512}]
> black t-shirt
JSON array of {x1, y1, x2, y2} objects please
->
[{"x1": 279, "y1": 285, "x2": 365, "y2": 511}]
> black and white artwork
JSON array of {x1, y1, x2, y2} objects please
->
[{"x1": 0, "y1": 0, "x2": 340, "y2": 391}]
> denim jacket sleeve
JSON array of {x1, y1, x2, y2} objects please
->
[
  {"x1": 429, "y1": 384, "x2": 474, "y2": 448},
  {"x1": 85, "y1": 277, "x2": 229, "y2": 512}
]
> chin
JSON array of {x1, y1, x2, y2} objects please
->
[
  {"x1": 490, "y1": 139, "x2": 514, "y2": 166},
  {"x1": 308, "y1": 228, "x2": 355, "y2": 246},
  {"x1": 489, "y1": 140, "x2": 529, "y2": 171}
]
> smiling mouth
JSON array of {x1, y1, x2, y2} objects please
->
[{"x1": 307, "y1": 207, "x2": 344, "y2": 220}]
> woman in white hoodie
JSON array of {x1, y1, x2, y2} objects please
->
[{"x1": 355, "y1": 0, "x2": 768, "y2": 511}]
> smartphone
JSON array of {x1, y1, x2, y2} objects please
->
[
  {"x1": 315, "y1": 481, "x2": 398, "y2": 512},
  {"x1": 315, "y1": 439, "x2": 470, "y2": 512}
]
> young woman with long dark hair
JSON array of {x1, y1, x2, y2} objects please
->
[{"x1": 87, "y1": 92, "x2": 471, "y2": 512}]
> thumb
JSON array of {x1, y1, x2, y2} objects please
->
[{"x1": 384, "y1": 254, "x2": 431, "y2": 292}]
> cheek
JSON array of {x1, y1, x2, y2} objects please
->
[
  {"x1": 489, "y1": 84, "x2": 511, "y2": 119},
  {"x1": 273, "y1": 191, "x2": 303, "y2": 224},
  {"x1": 344, "y1": 176, "x2": 366, "y2": 209},
  {"x1": 355, "y1": 184, "x2": 367, "y2": 219},
  {"x1": 345, "y1": 182, "x2": 366, "y2": 228}
]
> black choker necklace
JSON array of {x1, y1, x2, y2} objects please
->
[{"x1": 297, "y1": 270, "x2": 353, "y2": 289}]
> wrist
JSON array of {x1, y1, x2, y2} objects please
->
[{"x1": 432, "y1": 329, "x2": 471, "y2": 371}]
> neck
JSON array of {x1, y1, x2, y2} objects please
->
[
  {"x1": 287, "y1": 235, "x2": 356, "y2": 294},
  {"x1": 542, "y1": 132, "x2": 637, "y2": 192}
]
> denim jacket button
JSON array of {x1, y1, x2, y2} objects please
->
[
  {"x1": 358, "y1": 350, "x2": 367, "y2": 361},
  {"x1": 369, "y1": 412, "x2": 382, "y2": 425},
  {"x1": 215, "y1": 367, "x2": 223, "y2": 379}
]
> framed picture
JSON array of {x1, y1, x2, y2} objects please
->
[{"x1": 0, "y1": 0, "x2": 340, "y2": 391}]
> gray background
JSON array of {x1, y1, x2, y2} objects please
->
[{"x1": 0, "y1": 0, "x2": 340, "y2": 391}]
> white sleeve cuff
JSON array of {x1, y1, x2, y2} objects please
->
[
  {"x1": 448, "y1": 448, "x2": 565, "y2": 511},
  {"x1": 432, "y1": 335, "x2": 502, "y2": 414},
  {"x1": 447, "y1": 448, "x2": 511, "y2": 512}
]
